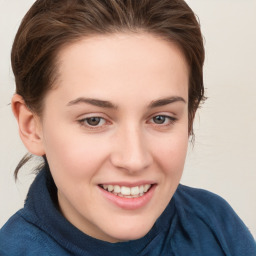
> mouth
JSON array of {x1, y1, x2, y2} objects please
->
[
  {"x1": 98, "y1": 183, "x2": 156, "y2": 210},
  {"x1": 99, "y1": 184, "x2": 152, "y2": 198}
]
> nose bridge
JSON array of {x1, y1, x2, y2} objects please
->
[{"x1": 110, "y1": 122, "x2": 152, "y2": 172}]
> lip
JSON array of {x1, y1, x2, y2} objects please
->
[
  {"x1": 98, "y1": 183, "x2": 156, "y2": 210},
  {"x1": 99, "y1": 181, "x2": 155, "y2": 187}
]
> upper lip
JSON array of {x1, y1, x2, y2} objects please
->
[{"x1": 99, "y1": 181, "x2": 156, "y2": 187}]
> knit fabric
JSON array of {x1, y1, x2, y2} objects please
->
[{"x1": 1, "y1": 166, "x2": 255, "y2": 256}]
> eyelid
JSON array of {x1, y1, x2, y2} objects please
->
[
  {"x1": 77, "y1": 113, "x2": 112, "y2": 130},
  {"x1": 147, "y1": 113, "x2": 177, "y2": 126},
  {"x1": 148, "y1": 111, "x2": 177, "y2": 120}
]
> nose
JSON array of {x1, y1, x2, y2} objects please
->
[{"x1": 110, "y1": 125, "x2": 153, "y2": 173}]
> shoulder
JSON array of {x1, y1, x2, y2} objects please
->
[
  {"x1": 173, "y1": 184, "x2": 240, "y2": 235},
  {"x1": 175, "y1": 184, "x2": 233, "y2": 215},
  {"x1": 174, "y1": 184, "x2": 248, "y2": 230},
  {"x1": 173, "y1": 184, "x2": 256, "y2": 255},
  {"x1": 0, "y1": 210, "x2": 66, "y2": 256}
]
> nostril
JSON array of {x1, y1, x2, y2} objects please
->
[{"x1": 110, "y1": 155, "x2": 152, "y2": 173}]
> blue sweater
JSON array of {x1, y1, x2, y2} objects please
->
[{"x1": 0, "y1": 167, "x2": 255, "y2": 256}]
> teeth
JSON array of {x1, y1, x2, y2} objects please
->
[
  {"x1": 107, "y1": 185, "x2": 114, "y2": 192},
  {"x1": 114, "y1": 185, "x2": 121, "y2": 193},
  {"x1": 121, "y1": 186, "x2": 130, "y2": 195},
  {"x1": 131, "y1": 186, "x2": 139, "y2": 195},
  {"x1": 144, "y1": 184, "x2": 151, "y2": 193},
  {"x1": 101, "y1": 184, "x2": 152, "y2": 198}
]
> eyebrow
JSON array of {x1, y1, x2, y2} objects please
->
[
  {"x1": 148, "y1": 96, "x2": 186, "y2": 108},
  {"x1": 67, "y1": 97, "x2": 117, "y2": 109},
  {"x1": 67, "y1": 96, "x2": 186, "y2": 109}
]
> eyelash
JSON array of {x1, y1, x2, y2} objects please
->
[
  {"x1": 148, "y1": 115, "x2": 177, "y2": 127},
  {"x1": 78, "y1": 116, "x2": 108, "y2": 129},
  {"x1": 78, "y1": 114, "x2": 177, "y2": 130}
]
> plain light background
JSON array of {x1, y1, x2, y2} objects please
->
[{"x1": 0, "y1": 0, "x2": 255, "y2": 238}]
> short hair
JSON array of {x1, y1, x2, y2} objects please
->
[{"x1": 12, "y1": 0, "x2": 205, "y2": 177}]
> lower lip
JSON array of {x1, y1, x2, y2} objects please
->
[{"x1": 99, "y1": 185, "x2": 156, "y2": 210}]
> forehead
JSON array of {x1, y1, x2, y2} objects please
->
[{"x1": 52, "y1": 33, "x2": 189, "y2": 103}]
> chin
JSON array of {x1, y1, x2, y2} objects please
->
[{"x1": 104, "y1": 219, "x2": 155, "y2": 243}]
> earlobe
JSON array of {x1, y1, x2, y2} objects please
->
[{"x1": 12, "y1": 94, "x2": 45, "y2": 156}]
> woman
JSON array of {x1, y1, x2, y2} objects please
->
[{"x1": 0, "y1": 0, "x2": 255, "y2": 255}]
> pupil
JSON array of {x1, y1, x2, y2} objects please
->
[
  {"x1": 88, "y1": 117, "x2": 100, "y2": 126},
  {"x1": 153, "y1": 115, "x2": 165, "y2": 124}
]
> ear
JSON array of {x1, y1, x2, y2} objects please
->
[{"x1": 12, "y1": 94, "x2": 45, "y2": 156}]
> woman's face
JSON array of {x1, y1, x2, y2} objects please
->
[{"x1": 39, "y1": 33, "x2": 189, "y2": 242}]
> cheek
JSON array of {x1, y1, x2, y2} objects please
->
[
  {"x1": 42, "y1": 123, "x2": 109, "y2": 179},
  {"x1": 151, "y1": 132, "x2": 188, "y2": 174}
]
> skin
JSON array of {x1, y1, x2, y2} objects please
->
[{"x1": 13, "y1": 33, "x2": 190, "y2": 243}]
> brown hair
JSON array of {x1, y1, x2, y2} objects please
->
[{"x1": 12, "y1": 0, "x2": 205, "y2": 178}]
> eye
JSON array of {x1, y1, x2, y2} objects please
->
[
  {"x1": 79, "y1": 117, "x2": 106, "y2": 127},
  {"x1": 150, "y1": 115, "x2": 177, "y2": 125},
  {"x1": 153, "y1": 115, "x2": 167, "y2": 124}
]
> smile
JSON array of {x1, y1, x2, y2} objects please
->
[
  {"x1": 99, "y1": 183, "x2": 156, "y2": 210},
  {"x1": 100, "y1": 184, "x2": 152, "y2": 198}
]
